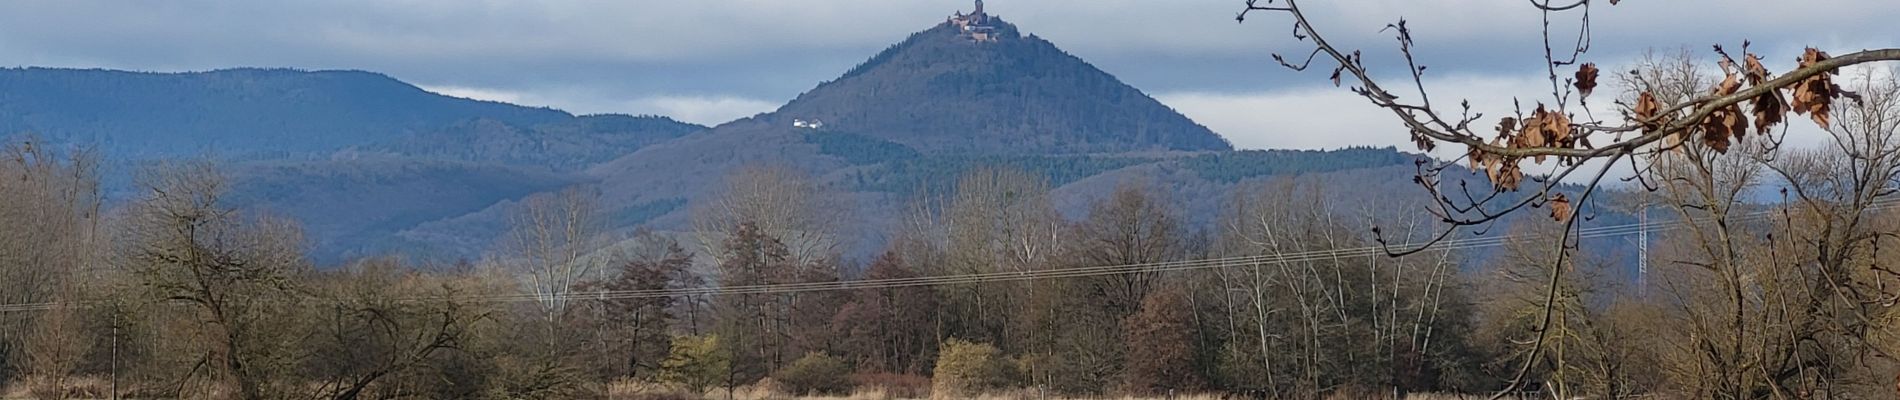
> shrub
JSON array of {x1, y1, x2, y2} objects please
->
[
  {"x1": 705, "y1": 377, "x2": 789, "y2": 400},
  {"x1": 20, "y1": 375, "x2": 108, "y2": 400},
  {"x1": 482, "y1": 357, "x2": 598, "y2": 400},
  {"x1": 930, "y1": 339, "x2": 1019, "y2": 398},
  {"x1": 605, "y1": 378, "x2": 700, "y2": 400},
  {"x1": 1120, "y1": 287, "x2": 1204, "y2": 395},
  {"x1": 773, "y1": 352, "x2": 852, "y2": 395},
  {"x1": 1324, "y1": 385, "x2": 1386, "y2": 400},
  {"x1": 849, "y1": 372, "x2": 931, "y2": 399},
  {"x1": 659, "y1": 335, "x2": 730, "y2": 392}
]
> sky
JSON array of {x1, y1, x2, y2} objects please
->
[{"x1": 2, "y1": 0, "x2": 1894, "y2": 151}]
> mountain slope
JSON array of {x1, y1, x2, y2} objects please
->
[
  {"x1": 0, "y1": 67, "x2": 708, "y2": 168},
  {"x1": 224, "y1": 157, "x2": 581, "y2": 263},
  {"x1": 771, "y1": 18, "x2": 1230, "y2": 154},
  {"x1": 348, "y1": 114, "x2": 704, "y2": 171},
  {"x1": 0, "y1": 67, "x2": 586, "y2": 157},
  {"x1": 0, "y1": 67, "x2": 712, "y2": 262},
  {"x1": 586, "y1": 11, "x2": 1240, "y2": 234},
  {"x1": 587, "y1": 118, "x2": 849, "y2": 226}
]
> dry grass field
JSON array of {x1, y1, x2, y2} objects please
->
[
  {"x1": 1, "y1": 375, "x2": 1548, "y2": 400},
  {"x1": 598, "y1": 379, "x2": 1524, "y2": 400}
]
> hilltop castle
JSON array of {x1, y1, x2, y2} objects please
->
[{"x1": 948, "y1": 0, "x2": 997, "y2": 42}]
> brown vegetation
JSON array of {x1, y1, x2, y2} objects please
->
[
  {"x1": 3, "y1": 130, "x2": 1894, "y2": 397},
  {"x1": 3, "y1": 4, "x2": 1900, "y2": 398}
]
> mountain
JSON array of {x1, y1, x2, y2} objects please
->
[
  {"x1": 772, "y1": 17, "x2": 1231, "y2": 154},
  {"x1": 585, "y1": 12, "x2": 1241, "y2": 234},
  {"x1": 0, "y1": 67, "x2": 704, "y2": 164},
  {"x1": 0, "y1": 67, "x2": 714, "y2": 262},
  {"x1": 0, "y1": 7, "x2": 1488, "y2": 264}
]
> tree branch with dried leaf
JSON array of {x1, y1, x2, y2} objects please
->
[{"x1": 1238, "y1": 0, "x2": 1900, "y2": 395}]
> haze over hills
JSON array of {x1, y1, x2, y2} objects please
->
[
  {"x1": 0, "y1": 67, "x2": 704, "y2": 164},
  {"x1": 0, "y1": 7, "x2": 1467, "y2": 263}
]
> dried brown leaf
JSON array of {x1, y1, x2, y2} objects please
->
[
  {"x1": 1743, "y1": 53, "x2": 1770, "y2": 86},
  {"x1": 1495, "y1": 117, "x2": 1519, "y2": 141},
  {"x1": 1466, "y1": 145, "x2": 1487, "y2": 170},
  {"x1": 1542, "y1": 108, "x2": 1572, "y2": 146},
  {"x1": 1411, "y1": 129, "x2": 1436, "y2": 152},
  {"x1": 1751, "y1": 91, "x2": 1788, "y2": 136},
  {"x1": 1701, "y1": 107, "x2": 1745, "y2": 153},
  {"x1": 1513, "y1": 105, "x2": 1572, "y2": 163},
  {"x1": 1740, "y1": 52, "x2": 1789, "y2": 135},
  {"x1": 1490, "y1": 160, "x2": 1523, "y2": 191},
  {"x1": 1715, "y1": 70, "x2": 1741, "y2": 97},
  {"x1": 1548, "y1": 193, "x2": 1572, "y2": 222},
  {"x1": 1698, "y1": 72, "x2": 1747, "y2": 152},
  {"x1": 1633, "y1": 91, "x2": 1663, "y2": 132},
  {"x1": 1790, "y1": 48, "x2": 1839, "y2": 128},
  {"x1": 1574, "y1": 63, "x2": 1600, "y2": 99}
]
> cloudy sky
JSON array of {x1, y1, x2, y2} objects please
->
[{"x1": 2, "y1": 0, "x2": 1893, "y2": 150}]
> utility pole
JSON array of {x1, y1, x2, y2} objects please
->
[
  {"x1": 1638, "y1": 200, "x2": 1649, "y2": 298},
  {"x1": 111, "y1": 321, "x2": 119, "y2": 400},
  {"x1": 110, "y1": 302, "x2": 120, "y2": 400}
]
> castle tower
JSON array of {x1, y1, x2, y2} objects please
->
[{"x1": 974, "y1": 0, "x2": 984, "y2": 16}]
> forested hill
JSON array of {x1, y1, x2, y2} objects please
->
[
  {"x1": 0, "y1": 17, "x2": 1451, "y2": 264},
  {"x1": 0, "y1": 67, "x2": 703, "y2": 161},
  {"x1": 771, "y1": 18, "x2": 1231, "y2": 154}
]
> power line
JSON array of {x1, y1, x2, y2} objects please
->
[
  {"x1": 3, "y1": 198, "x2": 1895, "y2": 312},
  {"x1": 440, "y1": 197, "x2": 1900, "y2": 303}
]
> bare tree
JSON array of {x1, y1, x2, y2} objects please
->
[
  {"x1": 692, "y1": 164, "x2": 847, "y2": 266},
  {"x1": 1757, "y1": 69, "x2": 1900, "y2": 396},
  {"x1": 986, "y1": 180, "x2": 1195, "y2": 395},
  {"x1": 832, "y1": 251, "x2": 938, "y2": 375},
  {"x1": 1211, "y1": 177, "x2": 1469, "y2": 397},
  {"x1": 710, "y1": 222, "x2": 791, "y2": 392},
  {"x1": 1235, "y1": 1, "x2": 1900, "y2": 393},
  {"x1": 687, "y1": 168, "x2": 856, "y2": 388},
  {"x1": 574, "y1": 230, "x2": 697, "y2": 380},
  {"x1": 936, "y1": 167, "x2": 1063, "y2": 353},
  {"x1": 1473, "y1": 221, "x2": 1652, "y2": 399},
  {"x1": 505, "y1": 186, "x2": 606, "y2": 326},
  {"x1": 21, "y1": 305, "x2": 91, "y2": 399},
  {"x1": 1119, "y1": 285, "x2": 1204, "y2": 395},
  {"x1": 306, "y1": 257, "x2": 490, "y2": 400},
  {"x1": 1072, "y1": 181, "x2": 1187, "y2": 316},
  {"x1": 1604, "y1": 60, "x2": 1900, "y2": 397},
  {"x1": 0, "y1": 137, "x2": 102, "y2": 387},
  {"x1": 124, "y1": 161, "x2": 308, "y2": 400}
]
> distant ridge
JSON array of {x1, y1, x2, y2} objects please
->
[{"x1": 0, "y1": 67, "x2": 700, "y2": 160}]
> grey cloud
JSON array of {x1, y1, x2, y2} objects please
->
[{"x1": 0, "y1": 0, "x2": 1893, "y2": 127}]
